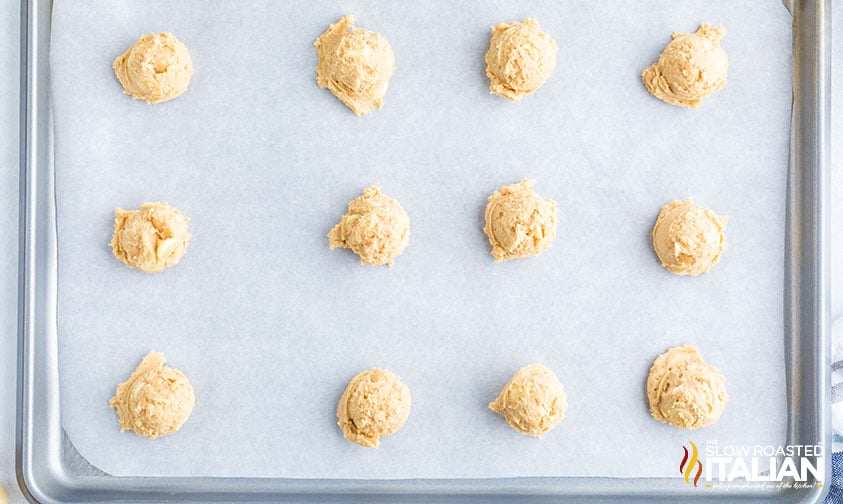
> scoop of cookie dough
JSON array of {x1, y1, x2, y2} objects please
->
[
  {"x1": 337, "y1": 368, "x2": 411, "y2": 448},
  {"x1": 642, "y1": 24, "x2": 727, "y2": 108},
  {"x1": 315, "y1": 15, "x2": 395, "y2": 116},
  {"x1": 647, "y1": 345, "x2": 728, "y2": 429},
  {"x1": 652, "y1": 198, "x2": 726, "y2": 276},
  {"x1": 109, "y1": 352, "x2": 195, "y2": 439},
  {"x1": 113, "y1": 32, "x2": 193, "y2": 104},
  {"x1": 485, "y1": 19, "x2": 558, "y2": 101},
  {"x1": 328, "y1": 186, "x2": 410, "y2": 266},
  {"x1": 483, "y1": 179, "x2": 557, "y2": 262},
  {"x1": 110, "y1": 202, "x2": 191, "y2": 273},
  {"x1": 489, "y1": 364, "x2": 567, "y2": 437}
]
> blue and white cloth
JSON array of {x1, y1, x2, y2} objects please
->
[
  {"x1": 826, "y1": 319, "x2": 843, "y2": 503},
  {"x1": 828, "y1": 452, "x2": 843, "y2": 503}
]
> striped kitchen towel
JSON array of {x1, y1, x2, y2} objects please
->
[{"x1": 826, "y1": 318, "x2": 843, "y2": 503}]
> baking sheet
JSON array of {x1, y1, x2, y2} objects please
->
[{"x1": 50, "y1": 0, "x2": 792, "y2": 479}]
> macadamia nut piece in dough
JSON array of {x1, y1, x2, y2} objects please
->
[
  {"x1": 315, "y1": 15, "x2": 395, "y2": 116},
  {"x1": 483, "y1": 179, "x2": 557, "y2": 262},
  {"x1": 652, "y1": 199, "x2": 726, "y2": 276},
  {"x1": 337, "y1": 368, "x2": 412, "y2": 448},
  {"x1": 489, "y1": 364, "x2": 568, "y2": 437},
  {"x1": 647, "y1": 345, "x2": 728, "y2": 429},
  {"x1": 110, "y1": 202, "x2": 191, "y2": 273},
  {"x1": 485, "y1": 19, "x2": 558, "y2": 101},
  {"x1": 113, "y1": 32, "x2": 193, "y2": 104},
  {"x1": 328, "y1": 186, "x2": 410, "y2": 266},
  {"x1": 642, "y1": 24, "x2": 728, "y2": 108},
  {"x1": 109, "y1": 352, "x2": 195, "y2": 439}
]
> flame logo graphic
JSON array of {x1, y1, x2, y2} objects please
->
[{"x1": 679, "y1": 441, "x2": 703, "y2": 487}]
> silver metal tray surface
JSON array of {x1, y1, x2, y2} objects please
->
[{"x1": 17, "y1": 0, "x2": 831, "y2": 501}]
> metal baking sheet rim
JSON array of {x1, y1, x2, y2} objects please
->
[{"x1": 15, "y1": 0, "x2": 831, "y2": 502}]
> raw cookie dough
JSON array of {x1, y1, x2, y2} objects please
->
[
  {"x1": 647, "y1": 345, "x2": 728, "y2": 429},
  {"x1": 315, "y1": 15, "x2": 395, "y2": 116},
  {"x1": 337, "y1": 368, "x2": 411, "y2": 448},
  {"x1": 113, "y1": 32, "x2": 193, "y2": 104},
  {"x1": 642, "y1": 24, "x2": 728, "y2": 108},
  {"x1": 489, "y1": 364, "x2": 568, "y2": 437},
  {"x1": 109, "y1": 352, "x2": 195, "y2": 439},
  {"x1": 483, "y1": 179, "x2": 557, "y2": 262},
  {"x1": 485, "y1": 19, "x2": 558, "y2": 101},
  {"x1": 0, "y1": 483, "x2": 7, "y2": 504},
  {"x1": 652, "y1": 198, "x2": 727, "y2": 276},
  {"x1": 110, "y1": 202, "x2": 191, "y2": 273},
  {"x1": 328, "y1": 186, "x2": 410, "y2": 266}
]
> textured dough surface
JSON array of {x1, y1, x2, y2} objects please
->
[
  {"x1": 109, "y1": 352, "x2": 195, "y2": 439},
  {"x1": 652, "y1": 198, "x2": 727, "y2": 276},
  {"x1": 485, "y1": 19, "x2": 558, "y2": 101},
  {"x1": 647, "y1": 345, "x2": 728, "y2": 429},
  {"x1": 642, "y1": 24, "x2": 727, "y2": 108},
  {"x1": 337, "y1": 368, "x2": 411, "y2": 448},
  {"x1": 113, "y1": 32, "x2": 193, "y2": 104},
  {"x1": 328, "y1": 186, "x2": 410, "y2": 265},
  {"x1": 483, "y1": 179, "x2": 557, "y2": 262},
  {"x1": 315, "y1": 15, "x2": 395, "y2": 116},
  {"x1": 110, "y1": 202, "x2": 191, "y2": 273},
  {"x1": 489, "y1": 364, "x2": 567, "y2": 437}
]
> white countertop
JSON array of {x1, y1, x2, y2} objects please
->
[{"x1": 0, "y1": 2, "x2": 839, "y2": 502}]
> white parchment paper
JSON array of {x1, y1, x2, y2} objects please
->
[{"x1": 50, "y1": 0, "x2": 792, "y2": 479}]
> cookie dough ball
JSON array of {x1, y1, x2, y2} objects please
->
[
  {"x1": 652, "y1": 199, "x2": 726, "y2": 276},
  {"x1": 483, "y1": 179, "x2": 557, "y2": 262},
  {"x1": 110, "y1": 202, "x2": 191, "y2": 273},
  {"x1": 647, "y1": 345, "x2": 728, "y2": 429},
  {"x1": 485, "y1": 19, "x2": 558, "y2": 102},
  {"x1": 113, "y1": 32, "x2": 193, "y2": 104},
  {"x1": 328, "y1": 186, "x2": 410, "y2": 266},
  {"x1": 337, "y1": 368, "x2": 411, "y2": 448},
  {"x1": 489, "y1": 364, "x2": 567, "y2": 437},
  {"x1": 0, "y1": 483, "x2": 7, "y2": 504},
  {"x1": 315, "y1": 15, "x2": 395, "y2": 116},
  {"x1": 642, "y1": 24, "x2": 728, "y2": 108},
  {"x1": 109, "y1": 352, "x2": 195, "y2": 439}
]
